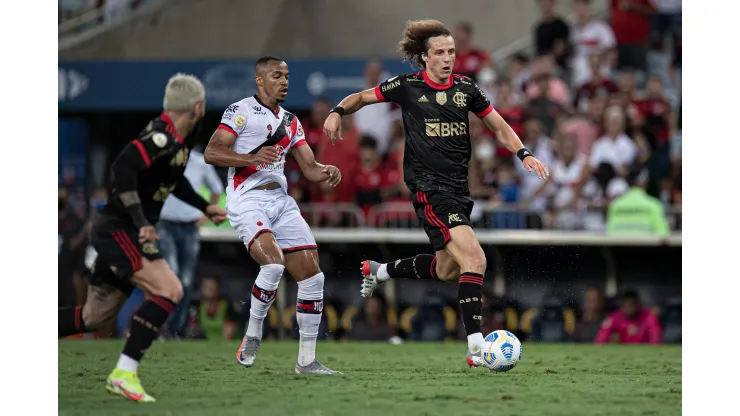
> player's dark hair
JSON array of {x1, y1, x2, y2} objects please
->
[
  {"x1": 620, "y1": 289, "x2": 640, "y2": 304},
  {"x1": 255, "y1": 55, "x2": 284, "y2": 75},
  {"x1": 398, "y1": 19, "x2": 451, "y2": 69},
  {"x1": 359, "y1": 135, "x2": 378, "y2": 150}
]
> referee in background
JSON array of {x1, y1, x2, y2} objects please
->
[{"x1": 158, "y1": 146, "x2": 224, "y2": 337}]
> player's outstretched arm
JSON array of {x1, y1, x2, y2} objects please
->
[
  {"x1": 204, "y1": 129, "x2": 277, "y2": 167},
  {"x1": 323, "y1": 88, "x2": 381, "y2": 143},
  {"x1": 290, "y1": 144, "x2": 341, "y2": 187},
  {"x1": 480, "y1": 109, "x2": 550, "y2": 180}
]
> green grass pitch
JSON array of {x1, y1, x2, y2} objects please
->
[{"x1": 59, "y1": 340, "x2": 681, "y2": 416}]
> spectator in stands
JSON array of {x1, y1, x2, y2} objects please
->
[
  {"x1": 315, "y1": 114, "x2": 360, "y2": 225},
  {"x1": 354, "y1": 60, "x2": 395, "y2": 156},
  {"x1": 506, "y1": 53, "x2": 532, "y2": 96},
  {"x1": 354, "y1": 136, "x2": 385, "y2": 216},
  {"x1": 574, "y1": 55, "x2": 620, "y2": 113},
  {"x1": 533, "y1": 0, "x2": 571, "y2": 72},
  {"x1": 491, "y1": 77, "x2": 526, "y2": 157},
  {"x1": 158, "y1": 147, "x2": 224, "y2": 338},
  {"x1": 527, "y1": 55, "x2": 572, "y2": 110},
  {"x1": 490, "y1": 161, "x2": 526, "y2": 229},
  {"x1": 609, "y1": 0, "x2": 656, "y2": 73},
  {"x1": 183, "y1": 276, "x2": 241, "y2": 340},
  {"x1": 453, "y1": 22, "x2": 494, "y2": 81},
  {"x1": 561, "y1": 94, "x2": 606, "y2": 157},
  {"x1": 607, "y1": 169, "x2": 669, "y2": 235},
  {"x1": 651, "y1": 0, "x2": 682, "y2": 53},
  {"x1": 526, "y1": 131, "x2": 586, "y2": 229},
  {"x1": 59, "y1": 186, "x2": 86, "y2": 308},
  {"x1": 104, "y1": 0, "x2": 129, "y2": 24},
  {"x1": 574, "y1": 287, "x2": 606, "y2": 342},
  {"x1": 595, "y1": 289, "x2": 663, "y2": 344},
  {"x1": 570, "y1": 0, "x2": 617, "y2": 87},
  {"x1": 516, "y1": 119, "x2": 555, "y2": 218},
  {"x1": 305, "y1": 97, "x2": 332, "y2": 150},
  {"x1": 344, "y1": 295, "x2": 395, "y2": 341},
  {"x1": 589, "y1": 106, "x2": 637, "y2": 180}
]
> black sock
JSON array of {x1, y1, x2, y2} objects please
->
[
  {"x1": 122, "y1": 296, "x2": 175, "y2": 362},
  {"x1": 458, "y1": 273, "x2": 484, "y2": 336},
  {"x1": 59, "y1": 306, "x2": 87, "y2": 337},
  {"x1": 386, "y1": 254, "x2": 439, "y2": 280}
]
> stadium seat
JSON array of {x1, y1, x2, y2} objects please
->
[{"x1": 659, "y1": 297, "x2": 681, "y2": 344}]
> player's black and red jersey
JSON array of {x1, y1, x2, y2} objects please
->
[
  {"x1": 100, "y1": 112, "x2": 206, "y2": 227},
  {"x1": 374, "y1": 71, "x2": 493, "y2": 195}
]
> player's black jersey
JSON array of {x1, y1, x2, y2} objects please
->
[
  {"x1": 374, "y1": 71, "x2": 493, "y2": 195},
  {"x1": 101, "y1": 112, "x2": 193, "y2": 225}
]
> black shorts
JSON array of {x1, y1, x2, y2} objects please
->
[
  {"x1": 412, "y1": 190, "x2": 474, "y2": 251},
  {"x1": 89, "y1": 215, "x2": 163, "y2": 296}
]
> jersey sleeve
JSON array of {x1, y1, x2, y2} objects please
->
[
  {"x1": 130, "y1": 128, "x2": 182, "y2": 169},
  {"x1": 374, "y1": 75, "x2": 406, "y2": 104},
  {"x1": 290, "y1": 119, "x2": 308, "y2": 148},
  {"x1": 470, "y1": 82, "x2": 493, "y2": 117},
  {"x1": 218, "y1": 102, "x2": 249, "y2": 136}
]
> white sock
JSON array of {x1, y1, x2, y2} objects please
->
[
  {"x1": 467, "y1": 332, "x2": 485, "y2": 354},
  {"x1": 116, "y1": 354, "x2": 139, "y2": 373},
  {"x1": 245, "y1": 264, "x2": 283, "y2": 339},
  {"x1": 377, "y1": 263, "x2": 391, "y2": 282},
  {"x1": 296, "y1": 273, "x2": 324, "y2": 366}
]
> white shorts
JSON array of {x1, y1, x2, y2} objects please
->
[{"x1": 227, "y1": 188, "x2": 317, "y2": 253}]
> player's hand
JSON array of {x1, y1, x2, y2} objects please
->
[
  {"x1": 251, "y1": 147, "x2": 279, "y2": 165},
  {"x1": 323, "y1": 113, "x2": 343, "y2": 144},
  {"x1": 139, "y1": 225, "x2": 158, "y2": 243},
  {"x1": 195, "y1": 215, "x2": 208, "y2": 228},
  {"x1": 205, "y1": 204, "x2": 227, "y2": 225},
  {"x1": 321, "y1": 165, "x2": 342, "y2": 187},
  {"x1": 522, "y1": 156, "x2": 550, "y2": 180}
]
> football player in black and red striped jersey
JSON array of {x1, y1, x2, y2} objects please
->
[{"x1": 324, "y1": 19, "x2": 549, "y2": 368}]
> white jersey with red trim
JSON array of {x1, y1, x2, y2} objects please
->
[{"x1": 217, "y1": 95, "x2": 307, "y2": 199}]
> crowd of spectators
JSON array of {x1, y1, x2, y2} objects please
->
[
  {"x1": 285, "y1": 1, "x2": 681, "y2": 231},
  {"x1": 59, "y1": 0, "x2": 154, "y2": 29}
]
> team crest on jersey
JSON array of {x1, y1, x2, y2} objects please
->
[
  {"x1": 234, "y1": 114, "x2": 247, "y2": 127},
  {"x1": 436, "y1": 91, "x2": 447, "y2": 105},
  {"x1": 170, "y1": 148, "x2": 190, "y2": 167},
  {"x1": 453, "y1": 92, "x2": 467, "y2": 108},
  {"x1": 152, "y1": 132, "x2": 168, "y2": 148}
]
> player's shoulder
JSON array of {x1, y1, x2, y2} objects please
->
[
  {"x1": 223, "y1": 97, "x2": 254, "y2": 115},
  {"x1": 139, "y1": 114, "x2": 182, "y2": 148},
  {"x1": 451, "y1": 74, "x2": 479, "y2": 89}
]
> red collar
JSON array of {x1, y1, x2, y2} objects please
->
[
  {"x1": 160, "y1": 111, "x2": 184, "y2": 144},
  {"x1": 422, "y1": 71, "x2": 453, "y2": 90}
]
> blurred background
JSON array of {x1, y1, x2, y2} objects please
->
[{"x1": 58, "y1": 0, "x2": 681, "y2": 345}]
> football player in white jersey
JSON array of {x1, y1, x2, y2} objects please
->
[{"x1": 204, "y1": 56, "x2": 342, "y2": 375}]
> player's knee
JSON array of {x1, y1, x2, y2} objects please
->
[
  {"x1": 297, "y1": 272, "x2": 324, "y2": 299},
  {"x1": 461, "y1": 247, "x2": 487, "y2": 275},
  {"x1": 81, "y1": 306, "x2": 116, "y2": 330},
  {"x1": 151, "y1": 277, "x2": 183, "y2": 303},
  {"x1": 436, "y1": 257, "x2": 460, "y2": 282}
]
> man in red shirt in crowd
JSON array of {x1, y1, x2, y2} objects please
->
[
  {"x1": 610, "y1": 0, "x2": 656, "y2": 72},
  {"x1": 354, "y1": 136, "x2": 385, "y2": 217},
  {"x1": 452, "y1": 22, "x2": 492, "y2": 81},
  {"x1": 595, "y1": 290, "x2": 663, "y2": 344},
  {"x1": 492, "y1": 77, "x2": 527, "y2": 157},
  {"x1": 574, "y1": 54, "x2": 619, "y2": 112}
]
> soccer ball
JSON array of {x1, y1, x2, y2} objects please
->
[{"x1": 481, "y1": 330, "x2": 522, "y2": 372}]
